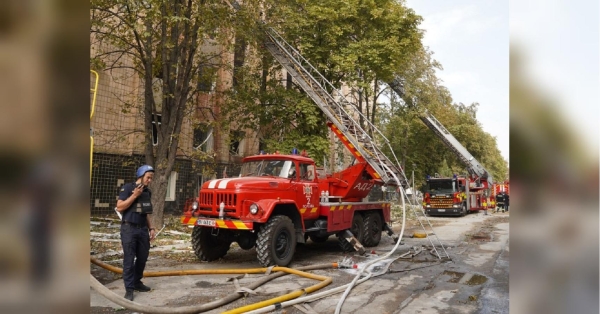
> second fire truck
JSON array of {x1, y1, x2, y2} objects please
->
[{"x1": 418, "y1": 112, "x2": 494, "y2": 216}]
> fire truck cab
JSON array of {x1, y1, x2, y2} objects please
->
[{"x1": 423, "y1": 174, "x2": 491, "y2": 216}]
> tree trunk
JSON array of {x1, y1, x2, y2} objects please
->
[
  {"x1": 150, "y1": 171, "x2": 169, "y2": 230},
  {"x1": 262, "y1": 53, "x2": 269, "y2": 93},
  {"x1": 401, "y1": 125, "x2": 408, "y2": 171},
  {"x1": 371, "y1": 79, "x2": 378, "y2": 125}
]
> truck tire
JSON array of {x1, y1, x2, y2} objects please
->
[
  {"x1": 362, "y1": 212, "x2": 382, "y2": 247},
  {"x1": 338, "y1": 214, "x2": 364, "y2": 252},
  {"x1": 309, "y1": 234, "x2": 329, "y2": 243},
  {"x1": 256, "y1": 215, "x2": 296, "y2": 267},
  {"x1": 191, "y1": 226, "x2": 231, "y2": 261}
]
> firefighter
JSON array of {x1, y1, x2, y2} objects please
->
[
  {"x1": 495, "y1": 192, "x2": 505, "y2": 213},
  {"x1": 116, "y1": 165, "x2": 156, "y2": 301}
]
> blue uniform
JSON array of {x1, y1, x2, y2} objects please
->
[{"x1": 118, "y1": 183, "x2": 152, "y2": 291}]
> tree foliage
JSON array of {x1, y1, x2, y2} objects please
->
[{"x1": 222, "y1": 0, "x2": 425, "y2": 163}]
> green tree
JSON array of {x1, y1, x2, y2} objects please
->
[
  {"x1": 220, "y1": 0, "x2": 424, "y2": 164},
  {"x1": 91, "y1": 0, "x2": 235, "y2": 227}
]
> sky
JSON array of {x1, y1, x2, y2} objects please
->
[{"x1": 405, "y1": 0, "x2": 510, "y2": 162}]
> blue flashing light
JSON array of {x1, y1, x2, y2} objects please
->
[
  {"x1": 259, "y1": 150, "x2": 265, "y2": 155},
  {"x1": 426, "y1": 175, "x2": 430, "y2": 179},
  {"x1": 291, "y1": 148, "x2": 299, "y2": 155},
  {"x1": 453, "y1": 174, "x2": 457, "y2": 179}
]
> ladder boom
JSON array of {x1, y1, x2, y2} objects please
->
[
  {"x1": 263, "y1": 27, "x2": 410, "y2": 187},
  {"x1": 388, "y1": 75, "x2": 406, "y2": 99},
  {"x1": 419, "y1": 111, "x2": 493, "y2": 184},
  {"x1": 384, "y1": 72, "x2": 493, "y2": 185}
]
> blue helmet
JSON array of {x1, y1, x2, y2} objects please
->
[{"x1": 136, "y1": 165, "x2": 154, "y2": 178}]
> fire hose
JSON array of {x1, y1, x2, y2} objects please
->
[
  {"x1": 244, "y1": 270, "x2": 373, "y2": 314},
  {"x1": 90, "y1": 257, "x2": 334, "y2": 313},
  {"x1": 334, "y1": 175, "x2": 408, "y2": 314},
  {"x1": 245, "y1": 183, "x2": 409, "y2": 314}
]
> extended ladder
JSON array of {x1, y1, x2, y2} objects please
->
[
  {"x1": 418, "y1": 111, "x2": 492, "y2": 184},
  {"x1": 386, "y1": 74, "x2": 493, "y2": 184},
  {"x1": 263, "y1": 27, "x2": 409, "y2": 187}
]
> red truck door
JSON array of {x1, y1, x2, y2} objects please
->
[{"x1": 296, "y1": 163, "x2": 319, "y2": 219}]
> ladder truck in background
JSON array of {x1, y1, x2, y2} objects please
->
[
  {"x1": 416, "y1": 111, "x2": 494, "y2": 216},
  {"x1": 386, "y1": 79, "x2": 494, "y2": 216},
  {"x1": 180, "y1": 24, "x2": 450, "y2": 266}
]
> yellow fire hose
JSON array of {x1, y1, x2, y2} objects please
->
[
  {"x1": 91, "y1": 257, "x2": 335, "y2": 313},
  {"x1": 222, "y1": 268, "x2": 331, "y2": 314}
]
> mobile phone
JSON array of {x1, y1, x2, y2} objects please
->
[{"x1": 137, "y1": 183, "x2": 144, "y2": 189}]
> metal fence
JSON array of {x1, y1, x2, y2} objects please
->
[{"x1": 90, "y1": 152, "x2": 241, "y2": 216}]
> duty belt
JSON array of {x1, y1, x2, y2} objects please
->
[{"x1": 122, "y1": 221, "x2": 147, "y2": 228}]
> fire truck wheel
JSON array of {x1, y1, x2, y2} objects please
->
[
  {"x1": 338, "y1": 214, "x2": 364, "y2": 252},
  {"x1": 308, "y1": 234, "x2": 329, "y2": 243},
  {"x1": 460, "y1": 204, "x2": 467, "y2": 217},
  {"x1": 256, "y1": 215, "x2": 296, "y2": 267},
  {"x1": 191, "y1": 226, "x2": 231, "y2": 261},
  {"x1": 362, "y1": 212, "x2": 382, "y2": 247}
]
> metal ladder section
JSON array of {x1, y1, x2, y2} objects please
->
[
  {"x1": 386, "y1": 73, "x2": 491, "y2": 185},
  {"x1": 263, "y1": 27, "x2": 409, "y2": 188},
  {"x1": 419, "y1": 111, "x2": 491, "y2": 183},
  {"x1": 405, "y1": 196, "x2": 450, "y2": 259},
  {"x1": 387, "y1": 75, "x2": 406, "y2": 99}
]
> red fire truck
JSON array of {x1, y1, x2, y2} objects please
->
[
  {"x1": 180, "y1": 26, "x2": 410, "y2": 266},
  {"x1": 493, "y1": 181, "x2": 510, "y2": 196},
  {"x1": 181, "y1": 152, "x2": 395, "y2": 266},
  {"x1": 423, "y1": 174, "x2": 492, "y2": 216},
  {"x1": 417, "y1": 112, "x2": 494, "y2": 216}
]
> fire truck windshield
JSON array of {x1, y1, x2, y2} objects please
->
[
  {"x1": 241, "y1": 159, "x2": 294, "y2": 178},
  {"x1": 427, "y1": 180, "x2": 455, "y2": 193}
]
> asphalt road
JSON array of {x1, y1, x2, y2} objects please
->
[{"x1": 90, "y1": 211, "x2": 509, "y2": 313}]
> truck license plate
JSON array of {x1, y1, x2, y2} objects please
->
[
  {"x1": 197, "y1": 219, "x2": 216, "y2": 227},
  {"x1": 438, "y1": 209, "x2": 445, "y2": 212}
]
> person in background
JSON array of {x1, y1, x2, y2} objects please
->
[
  {"x1": 495, "y1": 192, "x2": 506, "y2": 213},
  {"x1": 116, "y1": 165, "x2": 156, "y2": 301}
]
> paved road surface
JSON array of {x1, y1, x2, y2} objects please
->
[{"x1": 90, "y1": 211, "x2": 509, "y2": 313}]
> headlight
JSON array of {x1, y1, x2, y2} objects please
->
[
  {"x1": 453, "y1": 204, "x2": 459, "y2": 208},
  {"x1": 249, "y1": 203, "x2": 259, "y2": 214},
  {"x1": 192, "y1": 201, "x2": 198, "y2": 210},
  {"x1": 426, "y1": 204, "x2": 431, "y2": 208}
]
